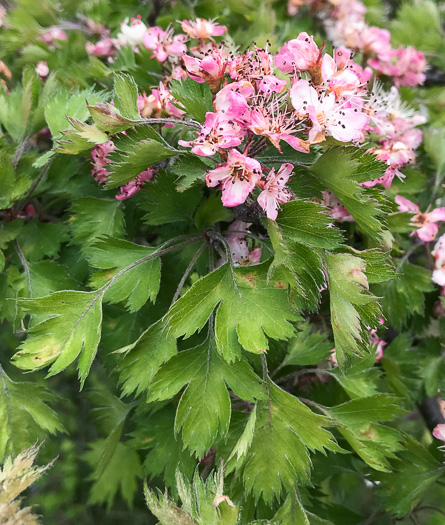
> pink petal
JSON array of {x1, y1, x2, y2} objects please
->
[
  {"x1": 428, "y1": 208, "x2": 445, "y2": 223},
  {"x1": 221, "y1": 177, "x2": 252, "y2": 207},
  {"x1": 395, "y1": 196, "x2": 419, "y2": 213},
  {"x1": 417, "y1": 223, "x2": 439, "y2": 242}
]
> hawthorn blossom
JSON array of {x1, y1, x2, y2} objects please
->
[
  {"x1": 229, "y1": 45, "x2": 275, "y2": 83},
  {"x1": 290, "y1": 79, "x2": 369, "y2": 143},
  {"x1": 86, "y1": 38, "x2": 116, "y2": 57},
  {"x1": 369, "y1": 318, "x2": 386, "y2": 361},
  {"x1": 257, "y1": 164, "x2": 294, "y2": 220},
  {"x1": 35, "y1": 61, "x2": 49, "y2": 80},
  {"x1": 249, "y1": 103, "x2": 309, "y2": 153},
  {"x1": 321, "y1": 53, "x2": 363, "y2": 101},
  {"x1": 181, "y1": 18, "x2": 227, "y2": 40},
  {"x1": 206, "y1": 149, "x2": 262, "y2": 207},
  {"x1": 275, "y1": 33, "x2": 320, "y2": 75},
  {"x1": 323, "y1": 191, "x2": 354, "y2": 222},
  {"x1": 117, "y1": 17, "x2": 147, "y2": 47},
  {"x1": 395, "y1": 196, "x2": 445, "y2": 242},
  {"x1": 213, "y1": 81, "x2": 254, "y2": 124},
  {"x1": 38, "y1": 28, "x2": 67, "y2": 48},
  {"x1": 178, "y1": 111, "x2": 245, "y2": 156},
  {"x1": 182, "y1": 48, "x2": 228, "y2": 91},
  {"x1": 116, "y1": 169, "x2": 154, "y2": 200},
  {"x1": 137, "y1": 83, "x2": 184, "y2": 121},
  {"x1": 369, "y1": 46, "x2": 426, "y2": 87},
  {"x1": 224, "y1": 221, "x2": 261, "y2": 266},
  {"x1": 143, "y1": 26, "x2": 187, "y2": 62},
  {"x1": 432, "y1": 235, "x2": 445, "y2": 286}
]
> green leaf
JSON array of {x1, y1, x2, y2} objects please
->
[
  {"x1": 227, "y1": 382, "x2": 340, "y2": 504},
  {"x1": 129, "y1": 406, "x2": 195, "y2": 491},
  {"x1": 27, "y1": 261, "x2": 79, "y2": 298},
  {"x1": 267, "y1": 220, "x2": 326, "y2": 311},
  {"x1": 13, "y1": 291, "x2": 103, "y2": 387},
  {"x1": 327, "y1": 395, "x2": 405, "y2": 472},
  {"x1": 383, "y1": 263, "x2": 434, "y2": 330},
  {"x1": 106, "y1": 137, "x2": 175, "y2": 189},
  {"x1": 171, "y1": 154, "x2": 212, "y2": 192},
  {"x1": 69, "y1": 198, "x2": 125, "y2": 247},
  {"x1": 116, "y1": 320, "x2": 177, "y2": 397},
  {"x1": 281, "y1": 321, "x2": 332, "y2": 367},
  {"x1": 87, "y1": 237, "x2": 162, "y2": 312},
  {"x1": 44, "y1": 85, "x2": 107, "y2": 138},
  {"x1": 17, "y1": 221, "x2": 68, "y2": 262},
  {"x1": 148, "y1": 337, "x2": 265, "y2": 457},
  {"x1": 377, "y1": 435, "x2": 445, "y2": 516},
  {"x1": 307, "y1": 148, "x2": 388, "y2": 240},
  {"x1": 195, "y1": 194, "x2": 233, "y2": 231},
  {"x1": 166, "y1": 262, "x2": 300, "y2": 362},
  {"x1": 140, "y1": 170, "x2": 202, "y2": 226},
  {"x1": 169, "y1": 77, "x2": 213, "y2": 122},
  {"x1": 326, "y1": 252, "x2": 380, "y2": 366},
  {"x1": 84, "y1": 440, "x2": 141, "y2": 510},
  {"x1": 276, "y1": 200, "x2": 343, "y2": 249},
  {"x1": 87, "y1": 102, "x2": 138, "y2": 133},
  {"x1": 0, "y1": 368, "x2": 64, "y2": 462},
  {"x1": 113, "y1": 73, "x2": 140, "y2": 120}
]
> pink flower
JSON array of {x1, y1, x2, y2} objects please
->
[
  {"x1": 227, "y1": 237, "x2": 261, "y2": 266},
  {"x1": 275, "y1": 32, "x2": 320, "y2": 74},
  {"x1": 257, "y1": 164, "x2": 294, "y2": 220},
  {"x1": 361, "y1": 166, "x2": 399, "y2": 190},
  {"x1": 91, "y1": 141, "x2": 116, "y2": 183},
  {"x1": 229, "y1": 46, "x2": 275, "y2": 83},
  {"x1": 369, "y1": 46, "x2": 426, "y2": 87},
  {"x1": 249, "y1": 103, "x2": 309, "y2": 153},
  {"x1": 359, "y1": 26, "x2": 392, "y2": 60},
  {"x1": 433, "y1": 423, "x2": 445, "y2": 442},
  {"x1": 290, "y1": 79, "x2": 369, "y2": 143},
  {"x1": 213, "y1": 81, "x2": 254, "y2": 124},
  {"x1": 181, "y1": 18, "x2": 227, "y2": 40},
  {"x1": 116, "y1": 168, "x2": 154, "y2": 200},
  {"x1": 205, "y1": 149, "x2": 262, "y2": 207},
  {"x1": 117, "y1": 17, "x2": 147, "y2": 47},
  {"x1": 137, "y1": 83, "x2": 184, "y2": 121},
  {"x1": 323, "y1": 191, "x2": 354, "y2": 222},
  {"x1": 257, "y1": 75, "x2": 287, "y2": 95},
  {"x1": 35, "y1": 61, "x2": 49, "y2": 79},
  {"x1": 86, "y1": 38, "x2": 116, "y2": 57},
  {"x1": 432, "y1": 235, "x2": 445, "y2": 286},
  {"x1": 321, "y1": 53, "x2": 362, "y2": 100},
  {"x1": 143, "y1": 26, "x2": 187, "y2": 62},
  {"x1": 395, "y1": 196, "x2": 445, "y2": 242},
  {"x1": 182, "y1": 48, "x2": 228, "y2": 91},
  {"x1": 178, "y1": 111, "x2": 245, "y2": 156},
  {"x1": 38, "y1": 28, "x2": 67, "y2": 48}
]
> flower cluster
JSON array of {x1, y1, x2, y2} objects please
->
[
  {"x1": 287, "y1": 0, "x2": 426, "y2": 87},
  {"x1": 84, "y1": 16, "x2": 427, "y2": 261},
  {"x1": 396, "y1": 197, "x2": 445, "y2": 243}
]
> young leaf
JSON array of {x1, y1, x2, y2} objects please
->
[
  {"x1": 87, "y1": 237, "x2": 162, "y2": 312},
  {"x1": 227, "y1": 382, "x2": 340, "y2": 504},
  {"x1": 169, "y1": 77, "x2": 213, "y2": 122},
  {"x1": 281, "y1": 321, "x2": 333, "y2": 367},
  {"x1": 148, "y1": 337, "x2": 265, "y2": 457},
  {"x1": 13, "y1": 291, "x2": 103, "y2": 387},
  {"x1": 106, "y1": 136, "x2": 175, "y2": 188},
  {"x1": 113, "y1": 73, "x2": 140, "y2": 120},
  {"x1": 165, "y1": 261, "x2": 300, "y2": 362},
  {"x1": 171, "y1": 154, "x2": 212, "y2": 192}
]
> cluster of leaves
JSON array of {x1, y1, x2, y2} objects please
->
[{"x1": 1, "y1": 1, "x2": 445, "y2": 525}]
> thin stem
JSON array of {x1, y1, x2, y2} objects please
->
[
  {"x1": 275, "y1": 368, "x2": 323, "y2": 384},
  {"x1": 171, "y1": 243, "x2": 206, "y2": 306},
  {"x1": 299, "y1": 397, "x2": 330, "y2": 415},
  {"x1": 135, "y1": 117, "x2": 201, "y2": 131},
  {"x1": 13, "y1": 139, "x2": 29, "y2": 171},
  {"x1": 396, "y1": 240, "x2": 424, "y2": 271},
  {"x1": 12, "y1": 163, "x2": 51, "y2": 215},
  {"x1": 261, "y1": 353, "x2": 273, "y2": 425},
  {"x1": 416, "y1": 505, "x2": 445, "y2": 518},
  {"x1": 15, "y1": 241, "x2": 32, "y2": 297}
]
